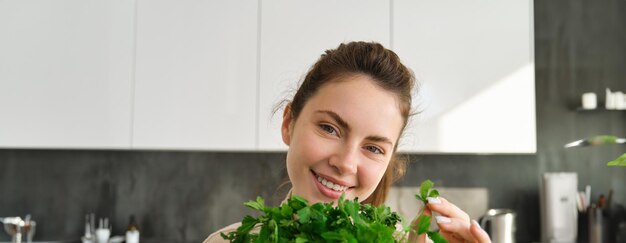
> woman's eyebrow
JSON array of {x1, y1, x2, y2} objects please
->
[
  {"x1": 315, "y1": 110, "x2": 393, "y2": 146},
  {"x1": 366, "y1": 135, "x2": 393, "y2": 146},
  {"x1": 316, "y1": 110, "x2": 350, "y2": 132}
]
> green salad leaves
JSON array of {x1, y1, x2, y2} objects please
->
[{"x1": 222, "y1": 180, "x2": 447, "y2": 243}]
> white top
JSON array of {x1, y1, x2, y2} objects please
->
[{"x1": 203, "y1": 222, "x2": 244, "y2": 243}]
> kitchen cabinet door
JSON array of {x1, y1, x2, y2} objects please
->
[
  {"x1": 133, "y1": 0, "x2": 258, "y2": 150},
  {"x1": 257, "y1": 0, "x2": 390, "y2": 151},
  {"x1": 393, "y1": 0, "x2": 536, "y2": 153},
  {"x1": 0, "y1": 0, "x2": 134, "y2": 148}
]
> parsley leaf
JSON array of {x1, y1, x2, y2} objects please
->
[
  {"x1": 223, "y1": 180, "x2": 448, "y2": 243},
  {"x1": 414, "y1": 179, "x2": 447, "y2": 243}
]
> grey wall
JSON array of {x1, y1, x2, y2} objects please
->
[
  {"x1": 0, "y1": 151, "x2": 291, "y2": 242},
  {"x1": 1, "y1": 0, "x2": 626, "y2": 242}
]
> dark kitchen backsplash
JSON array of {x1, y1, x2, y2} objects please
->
[{"x1": 1, "y1": 0, "x2": 626, "y2": 242}]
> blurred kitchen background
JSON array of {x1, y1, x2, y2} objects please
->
[{"x1": 1, "y1": 0, "x2": 625, "y2": 242}]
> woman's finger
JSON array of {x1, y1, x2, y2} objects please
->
[
  {"x1": 425, "y1": 234, "x2": 434, "y2": 243},
  {"x1": 434, "y1": 215, "x2": 474, "y2": 242},
  {"x1": 470, "y1": 220, "x2": 491, "y2": 243},
  {"x1": 426, "y1": 197, "x2": 470, "y2": 222},
  {"x1": 439, "y1": 231, "x2": 466, "y2": 243},
  {"x1": 425, "y1": 197, "x2": 492, "y2": 243}
]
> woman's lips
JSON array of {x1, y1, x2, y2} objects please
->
[
  {"x1": 314, "y1": 171, "x2": 351, "y2": 187},
  {"x1": 310, "y1": 170, "x2": 349, "y2": 200}
]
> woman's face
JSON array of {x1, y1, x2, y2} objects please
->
[{"x1": 281, "y1": 75, "x2": 404, "y2": 204}]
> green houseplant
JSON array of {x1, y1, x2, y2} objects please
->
[{"x1": 564, "y1": 135, "x2": 626, "y2": 166}]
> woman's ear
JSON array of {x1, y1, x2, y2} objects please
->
[{"x1": 281, "y1": 104, "x2": 293, "y2": 146}]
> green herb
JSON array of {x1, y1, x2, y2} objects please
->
[
  {"x1": 413, "y1": 180, "x2": 447, "y2": 243},
  {"x1": 222, "y1": 180, "x2": 448, "y2": 243},
  {"x1": 607, "y1": 152, "x2": 626, "y2": 166},
  {"x1": 221, "y1": 194, "x2": 403, "y2": 243}
]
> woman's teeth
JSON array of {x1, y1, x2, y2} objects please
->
[{"x1": 317, "y1": 176, "x2": 348, "y2": 192}]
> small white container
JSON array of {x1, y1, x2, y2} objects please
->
[
  {"x1": 126, "y1": 230, "x2": 140, "y2": 243},
  {"x1": 614, "y1": 91, "x2": 625, "y2": 110},
  {"x1": 95, "y1": 228, "x2": 110, "y2": 243},
  {"x1": 582, "y1": 92, "x2": 597, "y2": 109}
]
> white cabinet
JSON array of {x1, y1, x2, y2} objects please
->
[
  {"x1": 132, "y1": 0, "x2": 258, "y2": 150},
  {"x1": 0, "y1": 0, "x2": 536, "y2": 153},
  {"x1": 393, "y1": 0, "x2": 536, "y2": 153},
  {"x1": 0, "y1": 0, "x2": 134, "y2": 148},
  {"x1": 257, "y1": 0, "x2": 391, "y2": 150}
]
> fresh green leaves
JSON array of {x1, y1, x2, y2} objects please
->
[
  {"x1": 413, "y1": 180, "x2": 447, "y2": 243},
  {"x1": 416, "y1": 215, "x2": 431, "y2": 235},
  {"x1": 415, "y1": 179, "x2": 439, "y2": 204},
  {"x1": 222, "y1": 194, "x2": 403, "y2": 243},
  {"x1": 607, "y1": 152, "x2": 626, "y2": 166},
  {"x1": 427, "y1": 231, "x2": 448, "y2": 243},
  {"x1": 245, "y1": 197, "x2": 266, "y2": 211},
  {"x1": 223, "y1": 180, "x2": 448, "y2": 243}
]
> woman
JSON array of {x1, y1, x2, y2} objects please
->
[{"x1": 205, "y1": 41, "x2": 490, "y2": 243}]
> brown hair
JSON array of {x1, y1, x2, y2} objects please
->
[{"x1": 286, "y1": 41, "x2": 415, "y2": 206}]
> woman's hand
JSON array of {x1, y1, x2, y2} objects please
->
[{"x1": 425, "y1": 197, "x2": 491, "y2": 243}]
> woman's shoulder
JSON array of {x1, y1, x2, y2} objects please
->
[{"x1": 203, "y1": 222, "x2": 242, "y2": 243}]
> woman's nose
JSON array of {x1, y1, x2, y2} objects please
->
[{"x1": 328, "y1": 145, "x2": 358, "y2": 175}]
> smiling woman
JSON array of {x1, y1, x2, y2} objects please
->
[
  {"x1": 281, "y1": 42, "x2": 414, "y2": 207},
  {"x1": 204, "y1": 41, "x2": 491, "y2": 243},
  {"x1": 282, "y1": 75, "x2": 405, "y2": 205}
]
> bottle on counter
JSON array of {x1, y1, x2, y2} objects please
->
[{"x1": 125, "y1": 215, "x2": 140, "y2": 243}]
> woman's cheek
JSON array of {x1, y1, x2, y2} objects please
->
[
  {"x1": 359, "y1": 161, "x2": 387, "y2": 193},
  {"x1": 297, "y1": 131, "x2": 334, "y2": 164}
]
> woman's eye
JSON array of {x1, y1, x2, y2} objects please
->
[
  {"x1": 365, "y1": 145, "x2": 384, "y2": 155},
  {"x1": 319, "y1": 124, "x2": 338, "y2": 136}
]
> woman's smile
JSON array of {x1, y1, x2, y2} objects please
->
[{"x1": 310, "y1": 170, "x2": 352, "y2": 199}]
